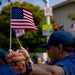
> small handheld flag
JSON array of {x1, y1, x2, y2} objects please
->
[
  {"x1": 11, "y1": 7, "x2": 38, "y2": 31},
  {"x1": 70, "y1": 23, "x2": 75, "y2": 32},
  {"x1": 14, "y1": 30, "x2": 25, "y2": 47},
  {"x1": 14, "y1": 30, "x2": 25, "y2": 37}
]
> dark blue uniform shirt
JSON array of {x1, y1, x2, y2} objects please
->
[
  {"x1": 0, "y1": 64, "x2": 19, "y2": 75},
  {"x1": 55, "y1": 54, "x2": 75, "y2": 75}
]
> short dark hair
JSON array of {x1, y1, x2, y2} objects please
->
[{"x1": 53, "y1": 44, "x2": 75, "y2": 53}]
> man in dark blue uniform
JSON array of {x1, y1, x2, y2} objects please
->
[
  {"x1": 7, "y1": 30, "x2": 75, "y2": 75},
  {"x1": 0, "y1": 50, "x2": 19, "y2": 75}
]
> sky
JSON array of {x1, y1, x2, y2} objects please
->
[
  {"x1": 0, "y1": 0, "x2": 66, "y2": 10},
  {"x1": 25, "y1": 0, "x2": 66, "y2": 8}
]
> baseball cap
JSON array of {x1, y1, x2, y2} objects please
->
[
  {"x1": 0, "y1": 50, "x2": 8, "y2": 62},
  {"x1": 41, "y1": 30, "x2": 75, "y2": 48},
  {"x1": 33, "y1": 55, "x2": 39, "y2": 60}
]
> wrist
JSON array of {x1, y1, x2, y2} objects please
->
[
  {"x1": 26, "y1": 56, "x2": 30, "y2": 61},
  {"x1": 26, "y1": 56, "x2": 34, "y2": 64},
  {"x1": 25, "y1": 61, "x2": 32, "y2": 75}
]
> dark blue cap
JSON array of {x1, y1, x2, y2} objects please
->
[
  {"x1": 0, "y1": 50, "x2": 8, "y2": 62},
  {"x1": 33, "y1": 55, "x2": 39, "y2": 60},
  {"x1": 41, "y1": 30, "x2": 75, "y2": 48}
]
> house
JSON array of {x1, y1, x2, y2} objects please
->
[{"x1": 52, "y1": 0, "x2": 75, "y2": 35}]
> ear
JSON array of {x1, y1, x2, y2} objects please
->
[{"x1": 58, "y1": 44, "x2": 63, "y2": 53}]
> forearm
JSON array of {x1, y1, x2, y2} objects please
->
[
  {"x1": 30, "y1": 64, "x2": 53, "y2": 75},
  {"x1": 22, "y1": 64, "x2": 53, "y2": 75}
]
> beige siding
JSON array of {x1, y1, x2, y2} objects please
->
[{"x1": 53, "y1": 3, "x2": 75, "y2": 35}]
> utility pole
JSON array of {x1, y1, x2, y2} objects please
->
[
  {"x1": 16, "y1": 0, "x2": 20, "y2": 1},
  {"x1": 0, "y1": 0, "x2": 2, "y2": 5},
  {"x1": 43, "y1": 0, "x2": 50, "y2": 42}
]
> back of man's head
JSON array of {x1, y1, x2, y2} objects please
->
[
  {"x1": 41, "y1": 30, "x2": 75, "y2": 52},
  {"x1": 0, "y1": 50, "x2": 8, "y2": 64}
]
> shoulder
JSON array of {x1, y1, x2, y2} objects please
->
[
  {"x1": 51, "y1": 65, "x2": 65, "y2": 75},
  {"x1": 54, "y1": 54, "x2": 75, "y2": 75}
]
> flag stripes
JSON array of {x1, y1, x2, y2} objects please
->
[
  {"x1": 70, "y1": 23, "x2": 75, "y2": 32},
  {"x1": 14, "y1": 30, "x2": 25, "y2": 37},
  {"x1": 11, "y1": 7, "x2": 38, "y2": 31}
]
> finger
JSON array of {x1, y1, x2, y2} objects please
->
[
  {"x1": 7, "y1": 53, "x2": 25, "y2": 63},
  {"x1": 21, "y1": 47, "x2": 29, "y2": 57},
  {"x1": 9, "y1": 62, "x2": 17, "y2": 66},
  {"x1": 11, "y1": 65, "x2": 23, "y2": 73},
  {"x1": 21, "y1": 47, "x2": 27, "y2": 53},
  {"x1": 8, "y1": 52, "x2": 23, "y2": 58},
  {"x1": 10, "y1": 64, "x2": 24, "y2": 70},
  {"x1": 10, "y1": 62, "x2": 26, "y2": 74},
  {"x1": 6, "y1": 53, "x2": 13, "y2": 60},
  {"x1": 6, "y1": 49, "x2": 13, "y2": 59},
  {"x1": 6, "y1": 49, "x2": 14, "y2": 59},
  {"x1": 12, "y1": 52, "x2": 23, "y2": 56},
  {"x1": 17, "y1": 60, "x2": 25, "y2": 66},
  {"x1": 11, "y1": 56, "x2": 25, "y2": 62}
]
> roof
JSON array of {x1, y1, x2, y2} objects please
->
[{"x1": 52, "y1": 0, "x2": 75, "y2": 9}]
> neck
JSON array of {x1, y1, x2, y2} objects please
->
[{"x1": 59, "y1": 51, "x2": 74, "y2": 60}]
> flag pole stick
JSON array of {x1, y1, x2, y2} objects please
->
[
  {"x1": 16, "y1": 37, "x2": 22, "y2": 48},
  {"x1": 9, "y1": 0, "x2": 12, "y2": 49},
  {"x1": 10, "y1": 27, "x2": 12, "y2": 49}
]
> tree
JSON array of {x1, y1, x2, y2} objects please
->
[
  {"x1": 0, "y1": 1, "x2": 53, "y2": 52},
  {"x1": 68, "y1": 10, "x2": 75, "y2": 20}
]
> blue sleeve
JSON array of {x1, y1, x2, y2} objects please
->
[
  {"x1": 55, "y1": 63, "x2": 70, "y2": 75},
  {"x1": 9, "y1": 69, "x2": 19, "y2": 75}
]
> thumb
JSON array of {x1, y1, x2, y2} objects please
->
[
  {"x1": 21, "y1": 47, "x2": 27, "y2": 52},
  {"x1": 20, "y1": 47, "x2": 30, "y2": 57}
]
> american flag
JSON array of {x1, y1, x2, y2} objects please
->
[
  {"x1": 14, "y1": 30, "x2": 25, "y2": 37},
  {"x1": 11, "y1": 7, "x2": 38, "y2": 31},
  {"x1": 70, "y1": 24, "x2": 75, "y2": 32}
]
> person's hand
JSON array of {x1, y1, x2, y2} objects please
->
[
  {"x1": 21, "y1": 47, "x2": 34, "y2": 64},
  {"x1": 7, "y1": 49, "x2": 26, "y2": 74},
  {"x1": 21, "y1": 47, "x2": 30, "y2": 57}
]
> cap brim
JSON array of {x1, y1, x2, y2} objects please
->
[{"x1": 40, "y1": 43, "x2": 50, "y2": 48}]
